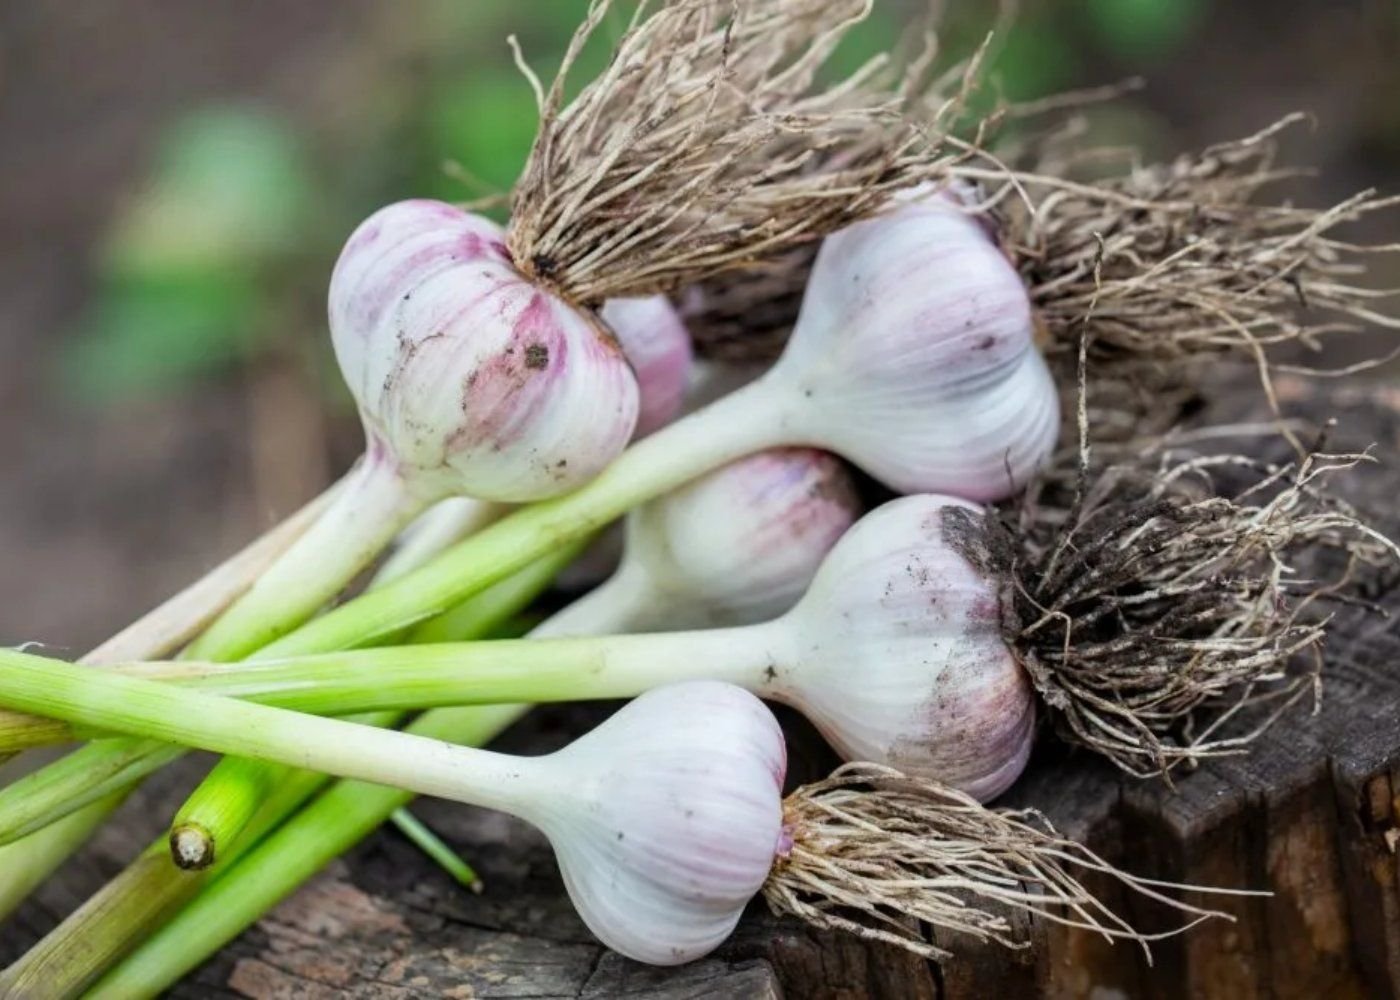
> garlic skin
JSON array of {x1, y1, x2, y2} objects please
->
[
  {"x1": 765, "y1": 193, "x2": 1059, "y2": 501},
  {"x1": 600, "y1": 296, "x2": 694, "y2": 437},
  {"x1": 547, "y1": 448, "x2": 861, "y2": 633},
  {"x1": 329, "y1": 199, "x2": 640, "y2": 502},
  {"x1": 766, "y1": 494, "x2": 1035, "y2": 801},
  {"x1": 527, "y1": 682, "x2": 786, "y2": 965}
]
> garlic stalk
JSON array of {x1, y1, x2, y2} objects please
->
[
  {"x1": 0, "y1": 661, "x2": 1239, "y2": 966},
  {"x1": 376, "y1": 292, "x2": 694, "y2": 585},
  {"x1": 0, "y1": 495, "x2": 1032, "y2": 802},
  {"x1": 186, "y1": 200, "x2": 641, "y2": 659}
]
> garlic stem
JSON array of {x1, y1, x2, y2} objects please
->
[
  {"x1": 373, "y1": 497, "x2": 508, "y2": 585},
  {"x1": 186, "y1": 452, "x2": 422, "y2": 660},
  {"x1": 0, "y1": 627, "x2": 777, "y2": 754},
  {"x1": 0, "y1": 649, "x2": 554, "y2": 820},
  {"x1": 260, "y1": 379, "x2": 793, "y2": 659}
]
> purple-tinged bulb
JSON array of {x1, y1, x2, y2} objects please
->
[
  {"x1": 526, "y1": 682, "x2": 786, "y2": 965},
  {"x1": 766, "y1": 494, "x2": 1035, "y2": 800},
  {"x1": 329, "y1": 200, "x2": 640, "y2": 503},
  {"x1": 766, "y1": 190, "x2": 1059, "y2": 501},
  {"x1": 611, "y1": 448, "x2": 860, "y2": 629},
  {"x1": 600, "y1": 296, "x2": 694, "y2": 438}
]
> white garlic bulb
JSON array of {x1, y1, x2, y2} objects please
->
[
  {"x1": 762, "y1": 493, "x2": 1035, "y2": 800},
  {"x1": 329, "y1": 199, "x2": 640, "y2": 503},
  {"x1": 760, "y1": 189, "x2": 1059, "y2": 501},
  {"x1": 523, "y1": 681, "x2": 785, "y2": 965},
  {"x1": 376, "y1": 293, "x2": 693, "y2": 583}
]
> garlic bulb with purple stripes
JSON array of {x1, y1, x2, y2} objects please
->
[
  {"x1": 765, "y1": 188, "x2": 1058, "y2": 500},
  {"x1": 330, "y1": 199, "x2": 640, "y2": 502}
]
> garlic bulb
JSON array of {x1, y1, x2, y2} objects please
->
[
  {"x1": 380, "y1": 292, "x2": 694, "y2": 584},
  {"x1": 762, "y1": 189, "x2": 1059, "y2": 501},
  {"x1": 183, "y1": 200, "x2": 642, "y2": 659},
  {"x1": 525, "y1": 681, "x2": 785, "y2": 965},
  {"x1": 764, "y1": 493, "x2": 1035, "y2": 800},
  {"x1": 547, "y1": 448, "x2": 860, "y2": 633},
  {"x1": 330, "y1": 199, "x2": 640, "y2": 502}
]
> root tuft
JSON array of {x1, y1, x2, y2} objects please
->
[
  {"x1": 765, "y1": 762, "x2": 1246, "y2": 959},
  {"x1": 507, "y1": 0, "x2": 972, "y2": 307},
  {"x1": 1006, "y1": 429, "x2": 1398, "y2": 778}
]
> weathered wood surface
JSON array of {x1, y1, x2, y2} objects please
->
[{"x1": 4, "y1": 377, "x2": 1400, "y2": 998}]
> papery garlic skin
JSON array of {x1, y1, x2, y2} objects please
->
[
  {"x1": 329, "y1": 200, "x2": 639, "y2": 502},
  {"x1": 764, "y1": 192, "x2": 1059, "y2": 502},
  {"x1": 527, "y1": 682, "x2": 786, "y2": 965},
  {"x1": 767, "y1": 494, "x2": 1035, "y2": 801},
  {"x1": 600, "y1": 296, "x2": 694, "y2": 438}
]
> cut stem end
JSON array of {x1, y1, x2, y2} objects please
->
[{"x1": 169, "y1": 823, "x2": 215, "y2": 871}]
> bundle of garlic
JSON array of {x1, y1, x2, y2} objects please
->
[
  {"x1": 0, "y1": 0, "x2": 987, "y2": 888},
  {"x1": 6, "y1": 0, "x2": 1400, "y2": 991}
]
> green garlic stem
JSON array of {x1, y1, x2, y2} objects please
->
[
  {"x1": 1, "y1": 624, "x2": 777, "y2": 752},
  {"x1": 390, "y1": 807, "x2": 483, "y2": 892},
  {"x1": 87, "y1": 705, "x2": 526, "y2": 1000},
  {"x1": 0, "y1": 651, "x2": 552, "y2": 821},
  {"x1": 0, "y1": 483, "x2": 338, "y2": 920},
  {"x1": 186, "y1": 455, "x2": 422, "y2": 661}
]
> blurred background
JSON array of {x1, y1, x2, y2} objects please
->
[{"x1": 1, "y1": 0, "x2": 1397, "y2": 650}]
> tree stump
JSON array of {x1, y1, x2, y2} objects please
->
[{"x1": 4, "y1": 377, "x2": 1400, "y2": 998}]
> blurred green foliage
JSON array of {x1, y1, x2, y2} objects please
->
[
  {"x1": 1084, "y1": 0, "x2": 1208, "y2": 62},
  {"x1": 62, "y1": 0, "x2": 1206, "y2": 406},
  {"x1": 60, "y1": 109, "x2": 312, "y2": 403}
]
